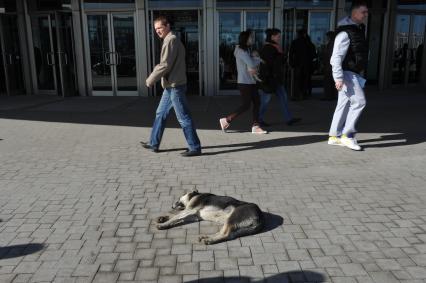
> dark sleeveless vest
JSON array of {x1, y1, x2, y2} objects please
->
[{"x1": 335, "y1": 24, "x2": 368, "y2": 76}]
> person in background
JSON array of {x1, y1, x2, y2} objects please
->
[
  {"x1": 321, "y1": 31, "x2": 338, "y2": 101},
  {"x1": 258, "y1": 28, "x2": 301, "y2": 127},
  {"x1": 219, "y1": 31, "x2": 267, "y2": 134},
  {"x1": 289, "y1": 29, "x2": 316, "y2": 100},
  {"x1": 328, "y1": 1, "x2": 369, "y2": 151}
]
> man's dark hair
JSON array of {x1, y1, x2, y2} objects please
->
[
  {"x1": 265, "y1": 28, "x2": 281, "y2": 43},
  {"x1": 351, "y1": 0, "x2": 368, "y2": 11},
  {"x1": 297, "y1": 29, "x2": 307, "y2": 38},
  {"x1": 238, "y1": 30, "x2": 252, "y2": 51},
  {"x1": 154, "y1": 15, "x2": 170, "y2": 27}
]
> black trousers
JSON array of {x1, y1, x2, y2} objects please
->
[{"x1": 226, "y1": 84, "x2": 260, "y2": 126}]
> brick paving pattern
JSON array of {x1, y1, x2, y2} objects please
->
[{"x1": 0, "y1": 91, "x2": 425, "y2": 282}]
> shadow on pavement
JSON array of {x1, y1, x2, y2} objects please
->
[
  {"x1": 261, "y1": 212, "x2": 284, "y2": 233},
  {"x1": 185, "y1": 271, "x2": 326, "y2": 283},
  {"x1": 158, "y1": 135, "x2": 327, "y2": 155},
  {"x1": 0, "y1": 243, "x2": 45, "y2": 260},
  {"x1": 359, "y1": 133, "x2": 426, "y2": 148}
]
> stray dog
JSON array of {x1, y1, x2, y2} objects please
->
[{"x1": 156, "y1": 190, "x2": 264, "y2": 244}]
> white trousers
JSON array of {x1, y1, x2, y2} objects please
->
[{"x1": 329, "y1": 72, "x2": 366, "y2": 137}]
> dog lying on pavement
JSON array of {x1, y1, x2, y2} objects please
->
[{"x1": 156, "y1": 190, "x2": 265, "y2": 244}]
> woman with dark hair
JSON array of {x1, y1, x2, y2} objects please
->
[
  {"x1": 258, "y1": 28, "x2": 300, "y2": 126},
  {"x1": 219, "y1": 30, "x2": 267, "y2": 134}
]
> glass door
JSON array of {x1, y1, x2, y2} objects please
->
[
  {"x1": 218, "y1": 10, "x2": 269, "y2": 92},
  {"x1": 150, "y1": 10, "x2": 201, "y2": 96},
  {"x1": 0, "y1": 15, "x2": 24, "y2": 96},
  {"x1": 31, "y1": 14, "x2": 58, "y2": 94},
  {"x1": 85, "y1": 13, "x2": 137, "y2": 96},
  {"x1": 392, "y1": 14, "x2": 426, "y2": 86},
  {"x1": 55, "y1": 12, "x2": 77, "y2": 97},
  {"x1": 30, "y1": 12, "x2": 75, "y2": 96}
]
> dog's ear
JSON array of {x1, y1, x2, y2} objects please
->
[
  {"x1": 192, "y1": 189, "x2": 198, "y2": 193},
  {"x1": 188, "y1": 189, "x2": 199, "y2": 200}
]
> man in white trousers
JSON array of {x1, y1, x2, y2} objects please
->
[{"x1": 328, "y1": 1, "x2": 369, "y2": 151}]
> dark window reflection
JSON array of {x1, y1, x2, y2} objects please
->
[
  {"x1": 84, "y1": 0, "x2": 135, "y2": 9},
  {"x1": 398, "y1": 0, "x2": 426, "y2": 10},
  {"x1": 0, "y1": 0, "x2": 17, "y2": 12},
  {"x1": 216, "y1": 0, "x2": 270, "y2": 8},
  {"x1": 148, "y1": 0, "x2": 202, "y2": 8},
  {"x1": 285, "y1": 0, "x2": 333, "y2": 8},
  {"x1": 27, "y1": 0, "x2": 71, "y2": 11}
]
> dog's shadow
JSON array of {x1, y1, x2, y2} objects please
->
[{"x1": 261, "y1": 212, "x2": 284, "y2": 233}]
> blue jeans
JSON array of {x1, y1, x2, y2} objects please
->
[
  {"x1": 259, "y1": 85, "x2": 293, "y2": 123},
  {"x1": 149, "y1": 85, "x2": 201, "y2": 152}
]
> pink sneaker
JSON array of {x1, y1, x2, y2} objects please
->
[
  {"x1": 219, "y1": 118, "x2": 230, "y2": 132},
  {"x1": 251, "y1": 125, "x2": 268, "y2": 134}
]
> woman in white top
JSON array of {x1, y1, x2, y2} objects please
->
[{"x1": 219, "y1": 31, "x2": 267, "y2": 134}]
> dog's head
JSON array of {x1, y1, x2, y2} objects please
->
[{"x1": 172, "y1": 189, "x2": 199, "y2": 210}]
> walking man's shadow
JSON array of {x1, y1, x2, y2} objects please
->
[{"x1": 359, "y1": 133, "x2": 426, "y2": 149}]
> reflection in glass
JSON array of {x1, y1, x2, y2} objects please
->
[
  {"x1": 219, "y1": 12, "x2": 241, "y2": 90},
  {"x1": 148, "y1": 0, "x2": 202, "y2": 8},
  {"x1": 57, "y1": 13, "x2": 77, "y2": 96},
  {"x1": 27, "y1": 0, "x2": 71, "y2": 11},
  {"x1": 408, "y1": 15, "x2": 425, "y2": 83},
  {"x1": 113, "y1": 15, "x2": 137, "y2": 91},
  {"x1": 246, "y1": 12, "x2": 269, "y2": 51},
  {"x1": 398, "y1": 0, "x2": 426, "y2": 10},
  {"x1": 1, "y1": 15, "x2": 24, "y2": 95},
  {"x1": 87, "y1": 15, "x2": 112, "y2": 91},
  {"x1": 84, "y1": 0, "x2": 135, "y2": 9},
  {"x1": 31, "y1": 16, "x2": 55, "y2": 90},
  {"x1": 392, "y1": 15, "x2": 410, "y2": 84},
  {"x1": 0, "y1": 32, "x2": 5, "y2": 94},
  {"x1": 217, "y1": 0, "x2": 270, "y2": 8},
  {"x1": 285, "y1": 0, "x2": 332, "y2": 8},
  {"x1": 309, "y1": 12, "x2": 330, "y2": 81}
]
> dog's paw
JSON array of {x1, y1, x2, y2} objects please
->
[
  {"x1": 198, "y1": 235, "x2": 208, "y2": 242},
  {"x1": 201, "y1": 238, "x2": 213, "y2": 245},
  {"x1": 157, "y1": 216, "x2": 169, "y2": 223},
  {"x1": 157, "y1": 224, "x2": 167, "y2": 230}
]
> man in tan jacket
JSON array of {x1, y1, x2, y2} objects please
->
[{"x1": 141, "y1": 16, "x2": 201, "y2": 157}]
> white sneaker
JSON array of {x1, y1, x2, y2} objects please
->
[
  {"x1": 219, "y1": 118, "x2": 230, "y2": 132},
  {"x1": 328, "y1": 136, "x2": 344, "y2": 146},
  {"x1": 251, "y1": 126, "x2": 268, "y2": 134},
  {"x1": 340, "y1": 135, "x2": 362, "y2": 151}
]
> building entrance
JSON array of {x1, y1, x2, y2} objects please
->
[
  {"x1": 392, "y1": 14, "x2": 426, "y2": 86},
  {"x1": 218, "y1": 10, "x2": 270, "y2": 93},
  {"x1": 30, "y1": 12, "x2": 76, "y2": 96},
  {"x1": 283, "y1": 8, "x2": 332, "y2": 98},
  {"x1": 0, "y1": 14, "x2": 24, "y2": 96},
  {"x1": 84, "y1": 12, "x2": 137, "y2": 96},
  {"x1": 149, "y1": 10, "x2": 201, "y2": 96}
]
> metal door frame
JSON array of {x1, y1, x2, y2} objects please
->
[
  {"x1": 83, "y1": 11, "x2": 138, "y2": 96},
  {"x1": 215, "y1": 9, "x2": 271, "y2": 95},
  {"x1": 0, "y1": 15, "x2": 10, "y2": 95}
]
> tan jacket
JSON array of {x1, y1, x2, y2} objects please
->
[{"x1": 146, "y1": 32, "x2": 187, "y2": 89}]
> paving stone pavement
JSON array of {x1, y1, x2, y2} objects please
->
[{"x1": 0, "y1": 91, "x2": 425, "y2": 283}]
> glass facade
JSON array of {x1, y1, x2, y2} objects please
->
[
  {"x1": 1, "y1": 0, "x2": 424, "y2": 97},
  {"x1": 0, "y1": 0, "x2": 17, "y2": 12},
  {"x1": 84, "y1": 0, "x2": 135, "y2": 10},
  {"x1": 216, "y1": 0, "x2": 270, "y2": 8},
  {"x1": 27, "y1": 0, "x2": 71, "y2": 11},
  {"x1": 148, "y1": 0, "x2": 202, "y2": 8},
  {"x1": 398, "y1": 0, "x2": 426, "y2": 10},
  {"x1": 285, "y1": 0, "x2": 333, "y2": 8}
]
